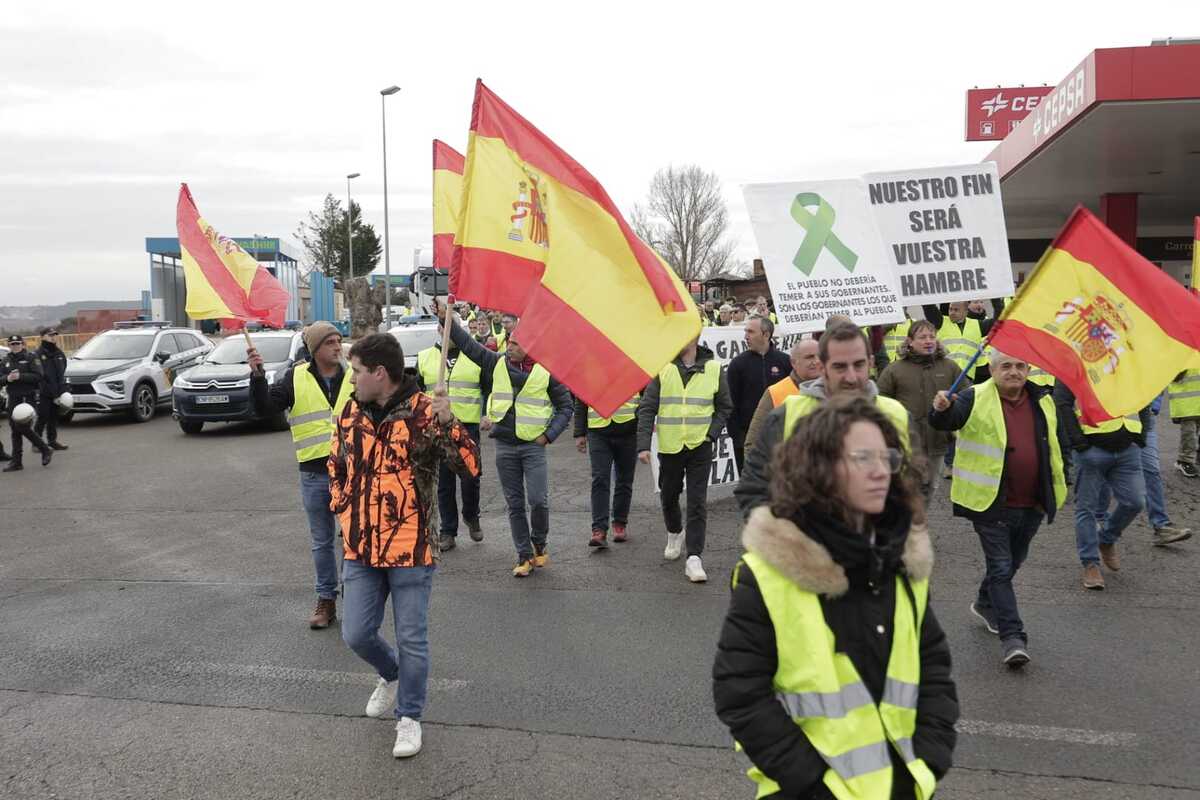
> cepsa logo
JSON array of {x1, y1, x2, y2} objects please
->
[
  {"x1": 979, "y1": 91, "x2": 1045, "y2": 117},
  {"x1": 964, "y1": 86, "x2": 1054, "y2": 142},
  {"x1": 1031, "y1": 68, "x2": 1088, "y2": 145}
]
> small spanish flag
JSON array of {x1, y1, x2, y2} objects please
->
[
  {"x1": 432, "y1": 140, "x2": 465, "y2": 270},
  {"x1": 176, "y1": 184, "x2": 290, "y2": 327},
  {"x1": 988, "y1": 205, "x2": 1200, "y2": 424},
  {"x1": 451, "y1": 80, "x2": 699, "y2": 417}
]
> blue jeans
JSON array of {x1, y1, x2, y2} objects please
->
[
  {"x1": 1074, "y1": 445, "x2": 1146, "y2": 566},
  {"x1": 299, "y1": 471, "x2": 339, "y2": 599},
  {"x1": 438, "y1": 423, "x2": 481, "y2": 536},
  {"x1": 588, "y1": 431, "x2": 637, "y2": 532},
  {"x1": 973, "y1": 507, "x2": 1043, "y2": 644},
  {"x1": 495, "y1": 440, "x2": 549, "y2": 561},
  {"x1": 341, "y1": 560, "x2": 435, "y2": 720},
  {"x1": 1095, "y1": 416, "x2": 1168, "y2": 529}
]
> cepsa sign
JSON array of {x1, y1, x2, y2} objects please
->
[{"x1": 964, "y1": 87, "x2": 1054, "y2": 141}]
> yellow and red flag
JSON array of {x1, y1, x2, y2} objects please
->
[
  {"x1": 176, "y1": 184, "x2": 290, "y2": 328},
  {"x1": 432, "y1": 140, "x2": 465, "y2": 269},
  {"x1": 988, "y1": 205, "x2": 1200, "y2": 424},
  {"x1": 450, "y1": 80, "x2": 699, "y2": 417}
]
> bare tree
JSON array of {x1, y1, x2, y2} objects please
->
[{"x1": 631, "y1": 165, "x2": 738, "y2": 282}]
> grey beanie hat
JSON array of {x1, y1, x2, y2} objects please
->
[{"x1": 303, "y1": 321, "x2": 340, "y2": 356}]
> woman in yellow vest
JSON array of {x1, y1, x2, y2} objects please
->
[{"x1": 714, "y1": 397, "x2": 958, "y2": 799}]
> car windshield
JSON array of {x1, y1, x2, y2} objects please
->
[
  {"x1": 73, "y1": 333, "x2": 156, "y2": 360},
  {"x1": 206, "y1": 336, "x2": 292, "y2": 365}
]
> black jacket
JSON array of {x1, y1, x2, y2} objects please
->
[
  {"x1": 3, "y1": 350, "x2": 44, "y2": 401},
  {"x1": 727, "y1": 345, "x2": 792, "y2": 435},
  {"x1": 1052, "y1": 382, "x2": 1149, "y2": 453},
  {"x1": 449, "y1": 320, "x2": 573, "y2": 445},
  {"x1": 36, "y1": 342, "x2": 67, "y2": 398},
  {"x1": 928, "y1": 381, "x2": 1061, "y2": 523},
  {"x1": 636, "y1": 345, "x2": 733, "y2": 452},
  {"x1": 250, "y1": 360, "x2": 348, "y2": 473},
  {"x1": 713, "y1": 505, "x2": 958, "y2": 799}
]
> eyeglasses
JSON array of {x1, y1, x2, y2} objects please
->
[{"x1": 844, "y1": 448, "x2": 904, "y2": 474}]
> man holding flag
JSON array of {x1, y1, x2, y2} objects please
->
[{"x1": 986, "y1": 206, "x2": 1200, "y2": 591}]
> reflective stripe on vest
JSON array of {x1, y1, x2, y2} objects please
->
[
  {"x1": 290, "y1": 364, "x2": 353, "y2": 462},
  {"x1": 951, "y1": 380, "x2": 1066, "y2": 513},
  {"x1": 738, "y1": 552, "x2": 938, "y2": 800},
  {"x1": 488, "y1": 360, "x2": 552, "y2": 440},
  {"x1": 416, "y1": 347, "x2": 483, "y2": 423},
  {"x1": 588, "y1": 394, "x2": 640, "y2": 429},
  {"x1": 782, "y1": 393, "x2": 912, "y2": 455},
  {"x1": 1077, "y1": 407, "x2": 1143, "y2": 437},
  {"x1": 1027, "y1": 366, "x2": 1055, "y2": 387},
  {"x1": 768, "y1": 376, "x2": 800, "y2": 408},
  {"x1": 937, "y1": 317, "x2": 982, "y2": 379},
  {"x1": 656, "y1": 361, "x2": 720, "y2": 454},
  {"x1": 883, "y1": 320, "x2": 912, "y2": 362},
  {"x1": 1168, "y1": 370, "x2": 1200, "y2": 419}
]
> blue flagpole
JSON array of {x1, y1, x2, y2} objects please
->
[{"x1": 946, "y1": 342, "x2": 986, "y2": 397}]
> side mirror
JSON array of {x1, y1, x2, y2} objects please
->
[{"x1": 154, "y1": 351, "x2": 170, "y2": 363}]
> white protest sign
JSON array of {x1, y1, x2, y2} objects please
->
[
  {"x1": 744, "y1": 180, "x2": 905, "y2": 334},
  {"x1": 864, "y1": 162, "x2": 1013, "y2": 306}
]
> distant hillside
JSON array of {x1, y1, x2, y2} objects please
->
[{"x1": 0, "y1": 299, "x2": 143, "y2": 334}]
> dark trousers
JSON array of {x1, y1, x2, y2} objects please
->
[
  {"x1": 587, "y1": 431, "x2": 637, "y2": 532},
  {"x1": 438, "y1": 422, "x2": 481, "y2": 536},
  {"x1": 729, "y1": 425, "x2": 746, "y2": 473},
  {"x1": 973, "y1": 507, "x2": 1044, "y2": 644},
  {"x1": 657, "y1": 440, "x2": 712, "y2": 557},
  {"x1": 9, "y1": 396, "x2": 48, "y2": 463},
  {"x1": 34, "y1": 394, "x2": 59, "y2": 445}
]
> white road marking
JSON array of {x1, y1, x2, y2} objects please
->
[
  {"x1": 958, "y1": 719, "x2": 1139, "y2": 747},
  {"x1": 181, "y1": 661, "x2": 469, "y2": 692}
]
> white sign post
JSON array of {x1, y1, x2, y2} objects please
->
[
  {"x1": 864, "y1": 162, "x2": 1014, "y2": 306},
  {"x1": 744, "y1": 180, "x2": 905, "y2": 335}
]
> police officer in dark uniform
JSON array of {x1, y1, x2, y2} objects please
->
[
  {"x1": 35, "y1": 328, "x2": 69, "y2": 451},
  {"x1": 3, "y1": 335, "x2": 52, "y2": 472}
]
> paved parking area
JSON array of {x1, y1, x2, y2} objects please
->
[{"x1": 1, "y1": 410, "x2": 1198, "y2": 799}]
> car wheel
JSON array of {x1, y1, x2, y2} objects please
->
[
  {"x1": 179, "y1": 419, "x2": 204, "y2": 435},
  {"x1": 129, "y1": 382, "x2": 157, "y2": 423}
]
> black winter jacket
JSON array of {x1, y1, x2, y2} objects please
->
[
  {"x1": 635, "y1": 345, "x2": 733, "y2": 453},
  {"x1": 2, "y1": 350, "x2": 44, "y2": 401},
  {"x1": 713, "y1": 504, "x2": 958, "y2": 799},
  {"x1": 727, "y1": 345, "x2": 792, "y2": 435},
  {"x1": 36, "y1": 342, "x2": 68, "y2": 398},
  {"x1": 929, "y1": 381, "x2": 1062, "y2": 523}
]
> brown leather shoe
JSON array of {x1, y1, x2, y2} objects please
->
[
  {"x1": 1099, "y1": 543, "x2": 1120, "y2": 571},
  {"x1": 309, "y1": 597, "x2": 336, "y2": 629},
  {"x1": 1082, "y1": 564, "x2": 1105, "y2": 590}
]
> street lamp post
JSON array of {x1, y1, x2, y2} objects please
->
[
  {"x1": 346, "y1": 172, "x2": 360, "y2": 334},
  {"x1": 380, "y1": 85, "x2": 401, "y2": 331}
]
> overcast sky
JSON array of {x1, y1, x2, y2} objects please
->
[{"x1": 0, "y1": 2, "x2": 1184, "y2": 305}]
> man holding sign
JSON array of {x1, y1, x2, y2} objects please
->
[{"x1": 637, "y1": 336, "x2": 732, "y2": 583}]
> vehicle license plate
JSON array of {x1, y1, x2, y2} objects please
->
[{"x1": 196, "y1": 394, "x2": 229, "y2": 404}]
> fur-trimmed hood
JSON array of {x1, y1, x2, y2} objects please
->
[{"x1": 741, "y1": 506, "x2": 933, "y2": 598}]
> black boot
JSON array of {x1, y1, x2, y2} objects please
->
[
  {"x1": 3, "y1": 460, "x2": 22, "y2": 472},
  {"x1": 41, "y1": 447, "x2": 52, "y2": 467}
]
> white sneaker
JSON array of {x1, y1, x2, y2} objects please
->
[
  {"x1": 392, "y1": 716, "x2": 422, "y2": 758},
  {"x1": 365, "y1": 677, "x2": 398, "y2": 719},
  {"x1": 685, "y1": 555, "x2": 707, "y2": 583},
  {"x1": 664, "y1": 533, "x2": 683, "y2": 560}
]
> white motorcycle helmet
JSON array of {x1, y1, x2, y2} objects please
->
[
  {"x1": 10, "y1": 402, "x2": 37, "y2": 428},
  {"x1": 55, "y1": 392, "x2": 74, "y2": 410}
]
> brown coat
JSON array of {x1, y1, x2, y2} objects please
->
[{"x1": 876, "y1": 341, "x2": 968, "y2": 461}]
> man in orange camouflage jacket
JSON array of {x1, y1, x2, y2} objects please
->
[{"x1": 329, "y1": 333, "x2": 480, "y2": 760}]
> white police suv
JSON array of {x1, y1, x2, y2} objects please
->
[{"x1": 63, "y1": 321, "x2": 213, "y2": 423}]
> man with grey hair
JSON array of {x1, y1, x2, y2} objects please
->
[
  {"x1": 743, "y1": 338, "x2": 822, "y2": 460},
  {"x1": 931, "y1": 349, "x2": 1066, "y2": 668},
  {"x1": 716, "y1": 304, "x2": 733, "y2": 327},
  {"x1": 726, "y1": 315, "x2": 790, "y2": 472}
]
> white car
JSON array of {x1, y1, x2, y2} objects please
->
[
  {"x1": 387, "y1": 315, "x2": 441, "y2": 372},
  {"x1": 63, "y1": 322, "x2": 213, "y2": 423}
]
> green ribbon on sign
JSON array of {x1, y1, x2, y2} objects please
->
[{"x1": 789, "y1": 192, "x2": 858, "y2": 275}]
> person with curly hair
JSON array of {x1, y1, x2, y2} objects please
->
[{"x1": 713, "y1": 397, "x2": 958, "y2": 799}]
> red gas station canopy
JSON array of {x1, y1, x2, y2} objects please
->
[{"x1": 987, "y1": 44, "x2": 1200, "y2": 233}]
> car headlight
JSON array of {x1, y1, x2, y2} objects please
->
[
  {"x1": 233, "y1": 378, "x2": 251, "y2": 389},
  {"x1": 104, "y1": 379, "x2": 125, "y2": 393},
  {"x1": 173, "y1": 377, "x2": 197, "y2": 390}
]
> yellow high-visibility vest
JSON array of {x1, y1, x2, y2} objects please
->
[
  {"x1": 1168, "y1": 370, "x2": 1200, "y2": 419},
  {"x1": 588, "y1": 394, "x2": 640, "y2": 429},
  {"x1": 937, "y1": 317, "x2": 982, "y2": 380},
  {"x1": 656, "y1": 361, "x2": 720, "y2": 454},
  {"x1": 488, "y1": 360, "x2": 552, "y2": 441},
  {"x1": 417, "y1": 346, "x2": 483, "y2": 424},
  {"x1": 289, "y1": 364, "x2": 353, "y2": 462},
  {"x1": 782, "y1": 393, "x2": 911, "y2": 454}
]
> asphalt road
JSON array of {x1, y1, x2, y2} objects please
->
[{"x1": 2, "y1": 409, "x2": 1199, "y2": 799}]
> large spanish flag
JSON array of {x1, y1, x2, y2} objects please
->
[
  {"x1": 989, "y1": 205, "x2": 1200, "y2": 424},
  {"x1": 451, "y1": 80, "x2": 699, "y2": 417},
  {"x1": 432, "y1": 140, "x2": 465, "y2": 269},
  {"x1": 176, "y1": 184, "x2": 290, "y2": 327}
]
